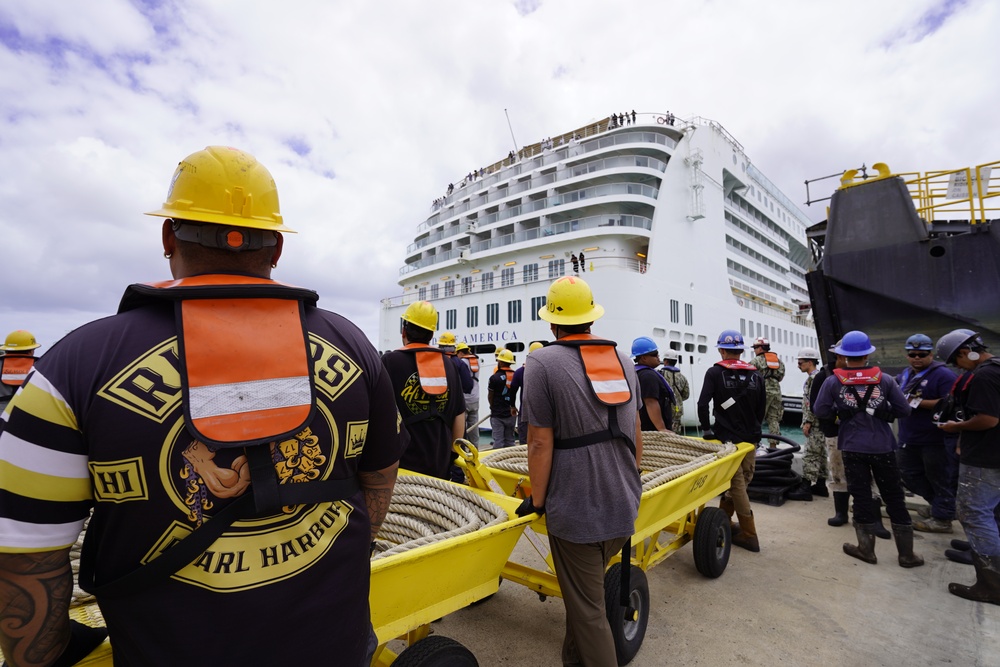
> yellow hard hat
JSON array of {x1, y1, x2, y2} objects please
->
[
  {"x1": 402, "y1": 301, "x2": 437, "y2": 332},
  {"x1": 538, "y1": 276, "x2": 605, "y2": 325},
  {"x1": 497, "y1": 349, "x2": 515, "y2": 364},
  {"x1": 438, "y1": 332, "x2": 457, "y2": 346},
  {"x1": 2, "y1": 330, "x2": 40, "y2": 351},
  {"x1": 456, "y1": 342, "x2": 470, "y2": 352},
  {"x1": 528, "y1": 342, "x2": 544, "y2": 353},
  {"x1": 145, "y1": 146, "x2": 295, "y2": 233}
]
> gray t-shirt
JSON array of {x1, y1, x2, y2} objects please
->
[{"x1": 523, "y1": 342, "x2": 642, "y2": 543}]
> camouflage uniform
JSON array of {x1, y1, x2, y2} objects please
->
[
  {"x1": 660, "y1": 366, "x2": 690, "y2": 433},
  {"x1": 801, "y1": 369, "x2": 829, "y2": 483},
  {"x1": 751, "y1": 351, "x2": 784, "y2": 447}
]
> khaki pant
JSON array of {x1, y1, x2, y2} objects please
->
[
  {"x1": 726, "y1": 447, "x2": 757, "y2": 516},
  {"x1": 825, "y1": 436, "x2": 847, "y2": 492},
  {"x1": 549, "y1": 535, "x2": 630, "y2": 666}
]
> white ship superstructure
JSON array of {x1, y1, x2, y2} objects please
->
[{"x1": 379, "y1": 114, "x2": 819, "y2": 428}]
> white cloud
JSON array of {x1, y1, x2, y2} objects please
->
[{"x1": 1, "y1": 0, "x2": 997, "y2": 350}]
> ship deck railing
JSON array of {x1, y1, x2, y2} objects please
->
[
  {"x1": 401, "y1": 215, "x2": 652, "y2": 276},
  {"x1": 900, "y1": 160, "x2": 1000, "y2": 225},
  {"x1": 383, "y1": 256, "x2": 648, "y2": 309}
]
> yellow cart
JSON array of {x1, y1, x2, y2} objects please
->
[
  {"x1": 456, "y1": 439, "x2": 754, "y2": 665},
  {"x1": 369, "y1": 476, "x2": 534, "y2": 666}
]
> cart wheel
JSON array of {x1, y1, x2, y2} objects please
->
[
  {"x1": 392, "y1": 635, "x2": 479, "y2": 667},
  {"x1": 604, "y1": 562, "x2": 649, "y2": 666},
  {"x1": 693, "y1": 506, "x2": 731, "y2": 578}
]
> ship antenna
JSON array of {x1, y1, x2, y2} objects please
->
[{"x1": 504, "y1": 108, "x2": 520, "y2": 157}]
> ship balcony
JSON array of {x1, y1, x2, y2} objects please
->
[{"x1": 400, "y1": 214, "x2": 652, "y2": 276}]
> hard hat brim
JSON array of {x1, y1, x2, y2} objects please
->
[
  {"x1": 538, "y1": 303, "x2": 605, "y2": 325},
  {"x1": 145, "y1": 208, "x2": 297, "y2": 233}
]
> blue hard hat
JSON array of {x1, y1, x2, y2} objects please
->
[
  {"x1": 834, "y1": 330, "x2": 876, "y2": 357},
  {"x1": 716, "y1": 329, "x2": 745, "y2": 350},
  {"x1": 631, "y1": 336, "x2": 658, "y2": 358},
  {"x1": 936, "y1": 328, "x2": 983, "y2": 364},
  {"x1": 904, "y1": 334, "x2": 934, "y2": 351}
]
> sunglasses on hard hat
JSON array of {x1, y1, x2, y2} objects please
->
[{"x1": 907, "y1": 352, "x2": 930, "y2": 359}]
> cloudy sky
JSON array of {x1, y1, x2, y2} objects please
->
[{"x1": 1, "y1": 0, "x2": 995, "y2": 351}]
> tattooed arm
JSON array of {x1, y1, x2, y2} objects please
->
[
  {"x1": 0, "y1": 549, "x2": 73, "y2": 667},
  {"x1": 358, "y1": 462, "x2": 399, "y2": 541}
]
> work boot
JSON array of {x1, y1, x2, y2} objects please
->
[
  {"x1": 828, "y1": 492, "x2": 849, "y2": 527},
  {"x1": 732, "y1": 512, "x2": 760, "y2": 552},
  {"x1": 787, "y1": 478, "x2": 814, "y2": 502},
  {"x1": 915, "y1": 506, "x2": 932, "y2": 519},
  {"x1": 719, "y1": 496, "x2": 739, "y2": 535},
  {"x1": 946, "y1": 549, "x2": 974, "y2": 565},
  {"x1": 843, "y1": 522, "x2": 878, "y2": 564},
  {"x1": 913, "y1": 517, "x2": 954, "y2": 533},
  {"x1": 872, "y1": 498, "x2": 891, "y2": 540},
  {"x1": 952, "y1": 539, "x2": 971, "y2": 551},
  {"x1": 810, "y1": 477, "x2": 829, "y2": 497},
  {"x1": 892, "y1": 523, "x2": 924, "y2": 568},
  {"x1": 949, "y1": 553, "x2": 1000, "y2": 605}
]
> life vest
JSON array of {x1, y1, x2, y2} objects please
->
[
  {"x1": 396, "y1": 343, "x2": 451, "y2": 425},
  {"x1": 86, "y1": 275, "x2": 359, "y2": 599},
  {"x1": 834, "y1": 367, "x2": 881, "y2": 386},
  {"x1": 716, "y1": 359, "x2": 756, "y2": 371},
  {"x1": 714, "y1": 358, "x2": 758, "y2": 404},
  {"x1": 763, "y1": 351, "x2": 781, "y2": 370},
  {"x1": 548, "y1": 334, "x2": 636, "y2": 456},
  {"x1": 498, "y1": 367, "x2": 514, "y2": 389},
  {"x1": 833, "y1": 366, "x2": 892, "y2": 423},
  {"x1": 0, "y1": 355, "x2": 36, "y2": 387},
  {"x1": 458, "y1": 351, "x2": 479, "y2": 375}
]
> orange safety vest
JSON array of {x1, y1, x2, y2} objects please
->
[
  {"x1": 716, "y1": 359, "x2": 757, "y2": 371},
  {"x1": 458, "y1": 352, "x2": 479, "y2": 374},
  {"x1": 549, "y1": 334, "x2": 635, "y2": 456},
  {"x1": 399, "y1": 343, "x2": 449, "y2": 395},
  {"x1": 763, "y1": 351, "x2": 781, "y2": 370},
  {"x1": 0, "y1": 355, "x2": 36, "y2": 387},
  {"x1": 498, "y1": 367, "x2": 514, "y2": 388},
  {"x1": 834, "y1": 366, "x2": 881, "y2": 385}
]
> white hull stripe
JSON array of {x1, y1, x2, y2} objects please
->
[
  {"x1": 591, "y1": 379, "x2": 630, "y2": 394},
  {"x1": 189, "y1": 376, "x2": 311, "y2": 420}
]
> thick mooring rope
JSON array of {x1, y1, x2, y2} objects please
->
[
  {"x1": 372, "y1": 475, "x2": 507, "y2": 560},
  {"x1": 481, "y1": 432, "x2": 736, "y2": 492}
]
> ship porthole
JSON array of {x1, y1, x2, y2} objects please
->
[{"x1": 929, "y1": 245, "x2": 946, "y2": 258}]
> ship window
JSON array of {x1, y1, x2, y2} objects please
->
[
  {"x1": 757, "y1": 323, "x2": 762, "y2": 338},
  {"x1": 466, "y1": 306, "x2": 478, "y2": 328},
  {"x1": 740, "y1": 318, "x2": 746, "y2": 335},
  {"x1": 748, "y1": 320, "x2": 754, "y2": 336},
  {"x1": 684, "y1": 304, "x2": 693, "y2": 326},
  {"x1": 462, "y1": 277, "x2": 473, "y2": 294},
  {"x1": 444, "y1": 280, "x2": 455, "y2": 297},
  {"x1": 431, "y1": 284, "x2": 439, "y2": 300},
  {"x1": 481, "y1": 272, "x2": 494, "y2": 291},
  {"x1": 670, "y1": 299, "x2": 679, "y2": 324},
  {"x1": 523, "y1": 263, "x2": 539, "y2": 283},
  {"x1": 501, "y1": 268, "x2": 515, "y2": 286},
  {"x1": 547, "y1": 259, "x2": 565, "y2": 278},
  {"x1": 530, "y1": 296, "x2": 547, "y2": 321},
  {"x1": 669, "y1": 342, "x2": 681, "y2": 351},
  {"x1": 486, "y1": 303, "x2": 499, "y2": 326},
  {"x1": 684, "y1": 343, "x2": 695, "y2": 352},
  {"x1": 419, "y1": 287, "x2": 427, "y2": 301},
  {"x1": 446, "y1": 309, "x2": 457, "y2": 329},
  {"x1": 507, "y1": 300, "x2": 522, "y2": 323},
  {"x1": 698, "y1": 345, "x2": 708, "y2": 353}
]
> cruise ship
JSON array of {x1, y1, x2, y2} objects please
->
[{"x1": 378, "y1": 113, "x2": 819, "y2": 428}]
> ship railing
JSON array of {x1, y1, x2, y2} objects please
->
[
  {"x1": 384, "y1": 255, "x2": 650, "y2": 308},
  {"x1": 902, "y1": 160, "x2": 1000, "y2": 224}
]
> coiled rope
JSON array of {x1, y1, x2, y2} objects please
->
[
  {"x1": 372, "y1": 474, "x2": 507, "y2": 560},
  {"x1": 482, "y1": 432, "x2": 736, "y2": 492}
]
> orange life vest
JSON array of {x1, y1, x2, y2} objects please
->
[
  {"x1": 498, "y1": 367, "x2": 514, "y2": 388},
  {"x1": 716, "y1": 359, "x2": 756, "y2": 371},
  {"x1": 458, "y1": 352, "x2": 479, "y2": 374},
  {"x1": 0, "y1": 355, "x2": 36, "y2": 387},
  {"x1": 834, "y1": 367, "x2": 882, "y2": 385},
  {"x1": 763, "y1": 351, "x2": 781, "y2": 370},
  {"x1": 399, "y1": 343, "x2": 449, "y2": 395}
]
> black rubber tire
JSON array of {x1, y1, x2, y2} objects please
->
[
  {"x1": 604, "y1": 562, "x2": 649, "y2": 665},
  {"x1": 392, "y1": 636, "x2": 479, "y2": 667},
  {"x1": 692, "y1": 506, "x2": 731, "y2": 578}
]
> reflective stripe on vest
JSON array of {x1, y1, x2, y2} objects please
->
[
  {"x1": 834, "y1": 366, "x2": 882, "y2": 385},
  {"x1": 141, "y1": 276, "x2": 314, "y2": 447},
  {"x1": 559, "y1": 334, "x2": 631, "y2": 406},
  {"x1": 764, "y1": 351, "x2": 781, "y2": 369},
  {"x1": 400, "y1": 343, "x2": 448, "y2": 395},
  {"x1": 0, "y1": 356, "x2": 35, "y2": 387}
]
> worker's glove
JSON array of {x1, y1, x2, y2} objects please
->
[
  {"x1": 701, "y1": 429, "x2": 717, "y2": 441},
  {"x1": 515, "y1": 495, "x2": 545, "y2": 517},
  {"x1": 36, "y1": 620, "x2": 108, "y2": 667}
]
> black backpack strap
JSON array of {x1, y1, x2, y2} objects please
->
[{"x1": 553, "y1": 406, "x2": 636, "y2": 458}]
